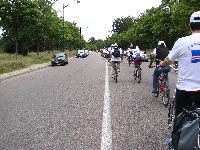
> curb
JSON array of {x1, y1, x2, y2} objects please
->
[
  {"x1": 0, "y1": 63, "x2": 50, "y2": 82},
  {"x1": 0, "y1": 57, "x2": 74, "y2": 82}
]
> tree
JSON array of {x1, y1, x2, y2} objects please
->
[
  {"x1": 112, "y1": 16, "x2": 134, "y2": 34},
  {"x1": 0, "y1": 0, "x2": 85, "y2": 54}
]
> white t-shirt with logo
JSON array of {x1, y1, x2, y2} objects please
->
[{"x1": 168, "y1": 33, "x2": 200, "y2": 91}]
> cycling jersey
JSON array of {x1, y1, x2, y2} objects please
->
[{"x1": 168, "y1": 33, "x2": 200, "y2": 91}]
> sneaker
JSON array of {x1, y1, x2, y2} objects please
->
[
  {"x1": 152, "y1": 91, "x2": 159, "y2": 97},
  {"x1": 154, "y1": 93, "x2": 159, "y2": 97},
  {"x1": 165, "y1": 137, "x2": 174, "y2": 150}
]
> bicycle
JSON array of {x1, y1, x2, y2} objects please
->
[
  {"x1": 157, "y1": 68, "x2": 170, "y2": 106},
  {"x1": 128, "y1": 55, "x2": 132, "y2": 66},
  {"x1": 133, "y1": 58, "x2": 142, "y2": 83}
]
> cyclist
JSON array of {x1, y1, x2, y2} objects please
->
[
  {"x1": 127, "y1": 48, "x2": 133, "y2": 65},
  {"x1": 132, "y1": 46, "x2": 142, "y2": 67},
  {"x1": 160, "y1": 11, "x2": 200, "y2": 149},
  {"x1": 110, "y1": 43, "x2": 122, "y2": 78},
  {"x1": 148, "y1": 52, "x2": 155, "y2": 68},
  {"x1": 149, "y1": 41, "x2": 171, "y2": 97}
]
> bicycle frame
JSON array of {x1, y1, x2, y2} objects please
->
[
  {"x1": 158, "y1": 72, "x2": 168, "y2": 92},
  {"x1": 157, "y1": 71, "x2": 170, "y2": 106},
  {"x1": 134, "y1": 64, "x2": 141, "y2": 83}
]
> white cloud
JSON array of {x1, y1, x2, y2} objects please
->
[{"x1": 53, "y1": 0, "x2": 161, "y2": 41}]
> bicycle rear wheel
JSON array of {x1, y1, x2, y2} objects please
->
[
  {"x1": 162, "y1": 84, "x2": 170, "y2": 106},
  {"x1": 168, "y1": 95, "x2": 175, "y2": 131},
  {"x1": 114, "y1": 63, "x2": 118, "y2": 83},
  {"x1": 134, "y1": 69, "x2": 137, "y2": 80},
  {"x1": 137, "y1": 67, "x2": 141, "y2": 83},
  {"x1": 114, "y1": 69, "x2": 117, "y2": 83}
]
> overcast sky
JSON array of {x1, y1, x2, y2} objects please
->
[
  {"x1": 55, "y1": 0, "x2": 161, "y2": 41},
  {"x1": 0, "y1": 1, "x2": 162, "y2": 39}
]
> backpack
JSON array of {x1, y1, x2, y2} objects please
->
[
  {"x1": 172, "y1": 111, "x2": 200, "y2": 150},
  {"x1": 155, "y1": 46, "x2": 169, "y2": 65},
  {"x1": 112, "y1": 48, "x2": 120, "y2": 57},
  {"x1": 156, "y1": 46, "x2": 169, "y2": 61}
]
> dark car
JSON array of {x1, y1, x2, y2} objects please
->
[{"x1": 51, "y1": 52, "x2": 68, "y2": 66}]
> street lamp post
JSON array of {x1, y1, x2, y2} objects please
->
[
  {"x1": 79, "y1": 26, "x2": 88, "y2": 49},
  {"x1": 62, "y1": 4, "x2": 69, "y2": 52},
  {"x1": 62, "y1": 0, "x2": 80, "y2": 52}
]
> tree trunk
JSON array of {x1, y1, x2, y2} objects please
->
[
  {"x1": 37, "y1": 41, "x2": 39, "y2": 56},
  {"x1": 15, "y1": 41, "x2": 18, "y2": 60}
]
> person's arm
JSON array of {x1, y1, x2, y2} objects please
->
[
  {"x1": 160, "y1": 38, "x2": 181, "y2": 67},
  {"x1": 159, "y1": 57, "x2": 173, "y2": 67}
]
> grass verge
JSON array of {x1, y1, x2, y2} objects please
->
[{"x1": 0, "y1": 50, "x2": 76, "y2": 74}]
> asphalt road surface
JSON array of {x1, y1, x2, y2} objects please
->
[{"x1": 0, "y1": 52, "x2": 178, "y2": 150}]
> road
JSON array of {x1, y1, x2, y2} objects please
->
[{"x1": 0, "y1": 52, "x2": 178, "y2": 150}]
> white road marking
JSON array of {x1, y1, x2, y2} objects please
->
[{"x1": 101, "y1": 62, "x2": 112, "y2": 150}]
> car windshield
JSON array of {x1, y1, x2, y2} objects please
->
[
  {"x1": 78, "y1": 50, "x2": 84, "y2": 53},
  {"x1": 53, "y1": 53, "x2": 65, "y2": 58}
]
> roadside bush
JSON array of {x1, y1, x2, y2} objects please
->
[{"x1": 0, "y1": 61, "x2": 27, "y2": 74}]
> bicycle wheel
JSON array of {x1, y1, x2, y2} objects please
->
[
  {"x1": 137, "y1": 67, "x2": 141, "y2": 83},
  {"x1": 161, "y1": 83, "x2": 170, "y2": 106},
  {"x1": 168, "y1": 96, "x2": 175, "y2": 131},
  {"x1": 134, "y1": 69, "x2": 137, "y2": 80},
  {"x1": 114, "y1": 67, "x2": 118, "y2": 83},
  {"x1": 113, "y1": 63, "x2": 118, "y2": 83},
  {"x1": 128, "y1": 59, "x2": 131, "y2": 66}
]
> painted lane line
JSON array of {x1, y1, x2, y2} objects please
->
[{"x1": 101, "y1": 62, "x2": 112, "y2": 150}]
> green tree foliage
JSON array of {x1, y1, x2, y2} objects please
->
[
  {"x1": 105, "y1": 1, "x2": 200, "y2": 51},
  {"x1": 112, "y1": 16, "x2": 134, "y2": 34},
  {"x1": 0, "y1": 0, "x2": 84, "y2": 55},
  {"x1": 86, "y1": 37, "x2": 105, "y2": 51}
]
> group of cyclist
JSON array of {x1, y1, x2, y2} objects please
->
[
  {"x1": 100, "y1": 43, "x2": 142, "y2": 78},
  {"x1": 100, "y1": 11, "x2": 200, "y2": 149}
]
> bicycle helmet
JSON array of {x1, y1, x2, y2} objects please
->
[
  {"x1": 113, "y1": 43, "x2": 118, "y2": 49},
  {"x1": 158, "y1": 41, "x2": 166, "y2": 47}
]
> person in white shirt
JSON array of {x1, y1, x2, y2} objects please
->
[{"x1": 160, "y1": 11, "x2": 200, "y2": 148}]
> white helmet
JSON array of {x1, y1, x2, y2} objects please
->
[
  {"x1": 113, "y1": 43, "x2": 118, "y2": 47},
  {"x1": 158, "y1": 41, "x2": 166, "y2": 46}
]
